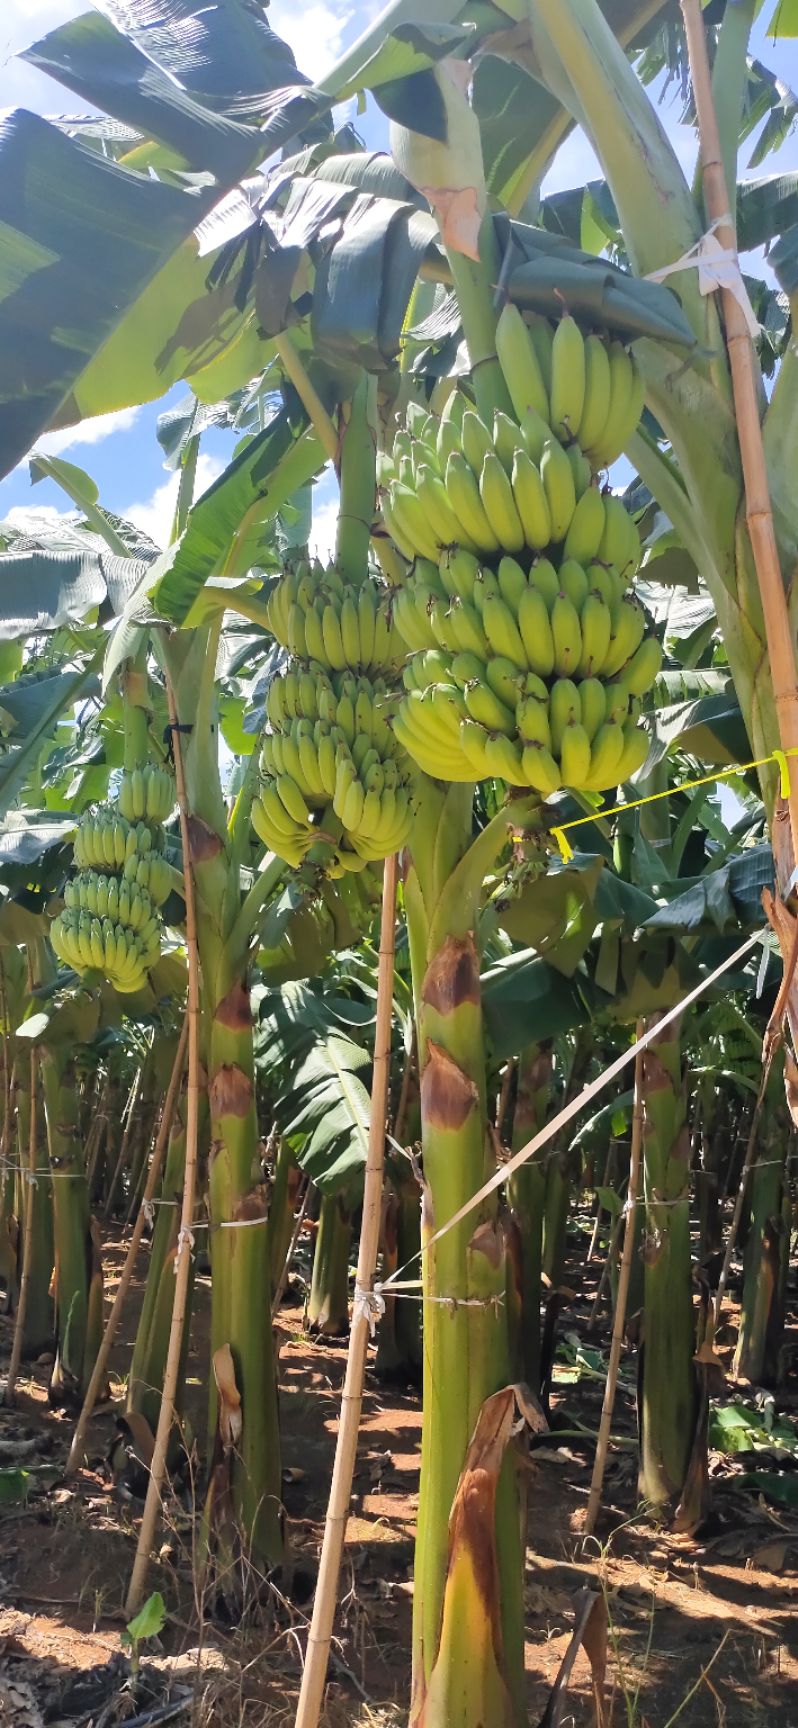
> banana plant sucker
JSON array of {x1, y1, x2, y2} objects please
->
[
  {"x1": 161, "y1": 625, "x2": 285, "y2": 1569},
  {"x1": 524, "y1": 0, "x2": 788, "y2": 793}
]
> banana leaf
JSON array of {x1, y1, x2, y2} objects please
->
[{"x1": 0, "y1": 652, "x2": 103, "y2": 820}]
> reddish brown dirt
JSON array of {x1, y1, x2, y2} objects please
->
[{"x1": 1, "y1": 1225, "x2": 797, "y2": 1726}]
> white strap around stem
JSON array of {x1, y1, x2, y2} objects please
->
[{"x1": 646, "y1": 216, "x2": 760, "y2": 337}]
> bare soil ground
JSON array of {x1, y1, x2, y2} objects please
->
[{"x1": 1, "y1": 1223, "x2": 797, "y2": 1727}]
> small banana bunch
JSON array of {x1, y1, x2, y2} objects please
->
[
  {"x1": 254, "y1": 664, "x2": 414, "y2": 872},
  {"x1": 495, "y1": 303, "x2": 645, "y2": 469},
  {"x1": 117, "y1": 764, "x2": 175, "y2": 824},
  {"x1": 52, "y1": 794, "x2": 171, "y2": 993},
  {"x1": 263, "y1": 558, "x2": 404, "y2": 673}
]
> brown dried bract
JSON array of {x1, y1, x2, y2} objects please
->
[
  {"x1": 420, "y1": 1041, "x2": 478, "y2": 1132},
  {"x1": 422, "y1": 933, "x2": 480, "y2": 1017},
  {"x1": 209, "y1": 1063, "x2": 253, "y2": 1119}
]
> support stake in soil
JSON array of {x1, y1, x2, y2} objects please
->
[
  {"x1": 293, "y1": 851, "x2": 398, "y2": 1728},
  {"x1": 125, "y1": 679, "x2": 201, "y2": 1618}
]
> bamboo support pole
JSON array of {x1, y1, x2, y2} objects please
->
[
  {"x1": 294, "y1": 852, "x2": 398, "y2": 1728},
  {"x1": 681, "y1": 0, "x2": 798, "y2": 858},
  {"x1": 125, "y1": 682, "x2": 201, "y2": 1618},
  {"x1": 584, "y1": 1029, "x2": 644, "y2": 1536},
  {"x1": 4, "y1": 1044, "x2": 37, "y2": 1406},
  {"x1": 104, "y1": 1066, "x2": 142, "y2": 1219},
  {"x1": 66, "y1": 1015, "x2": 189, "y2": 1476},
  {"x1": 712, "y1": 1062, "x2": 769, "y2": 1334}
]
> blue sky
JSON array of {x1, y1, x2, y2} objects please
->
[{"x1": 1, "y1": 0, "x2": 797, "y2": 553}]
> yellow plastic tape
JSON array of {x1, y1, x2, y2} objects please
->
[{"x1": 547, "y1": 745, "x2": 798, "y2": 857}]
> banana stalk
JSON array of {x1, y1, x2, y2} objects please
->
[
  {"x1": 41, "y1": 1047, "x2": 102, "y2": 1406},
  {"x1": 306, "y1": 1190, "x2": 353, "y2": 1336},
  {"x1": 405, "y1": 782, "x2": 525, "y2": 1728},
  {"x1": 13, "y1": 1066, "x2": 54, "y2": 1356},
  {"x1": 164, "y1": 624, "x2": 284, "y2": 1574}
]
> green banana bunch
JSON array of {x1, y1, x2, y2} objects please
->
[
  {"x1": 264, "y1": 562, "x2": 403, "y2": 675},
  {"x1": 118, "y1": 765, "x2": 175, "y2": 825},
  {"x1": 122, "y1": 851, "x2": 172, "y2": 906},
  {"x1": 493, "y1": 304, "x2": 645, "y2": 472},
  {"x1": 74, "y1": 808, "x2": 157, "y2": 873},
  {"x1": 52, "y1": 907, "x2": 158, "y2": 994}
]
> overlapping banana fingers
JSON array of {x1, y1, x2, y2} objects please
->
[{"x1": 56, "y1": 790, "x2": 170, "y2": 990}]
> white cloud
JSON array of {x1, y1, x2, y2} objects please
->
[
  {"x1": 269, "y1": 1, "x2": 353, "y2": 82},
  {"x1": 123, "y1": 453, "x2": 225, "y2": 551},
  {"x1": 311, "y1": 494, "x2": 340, "y2": 561},
  {"x1": 31, "y1": 407, "x2": 141, "y2": 460},
  {"x1": 3, "y1": 502, "x2": 70, "y2": 534}
]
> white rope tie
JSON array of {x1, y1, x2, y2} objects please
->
[
  {"x1": 353, "y1": 1282, "x2": 385, "y2": 1337},
  {"x1": 218, "y1": 1214, "x2": 269, "y2": 1230},
  {"x1": 174, "y1": 1225, "x2": 195, "y2": 1268},
  {"x1": 646, "y1": 216, "x2": 759, "y2": 336}
]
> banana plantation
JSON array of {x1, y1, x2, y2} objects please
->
[{"x1": 2, "y1": 0, "x2": 798, "y2": 1722}]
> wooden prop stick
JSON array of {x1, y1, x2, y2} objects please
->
[
  {"x1": 712, "y1": 1058, "x2": 770, "y2": 1335},
  {"x1": 4, "y1": 1043, "x2": 38, "y2": 1406},
  {"x1": 125, "y1": 685, "x2": 201, "y2": 1617},
  {"x1": 584, "y1": 1029, "x2": 644, "y2": 1537},
  {"x1": 104, "y1": 1065, "x2": 143, "y2": 1219},
  {"x1": 681, "y1": 0, "x2": 798, "y2": 858},
  {"x1": 67, "y1": 1014, "x2": 189, "y2": 1476},
  {"x1": 271, "y1": 1179, "x2": 312, "y2": 1321},
  {"x1": 294, "y1": 852, "x2": 398, "y2": 1728}
]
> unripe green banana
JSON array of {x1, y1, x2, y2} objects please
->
[
  {"x1": 550, "y1": 679, "x2": 581, "y2": 754},
  {"x1": 287, "y1": 602, "x2": 308, "y2": 660},
  {"x1": 517, "y1": 587, "x2": 555, "y2": 677},
  {"x1": 440, "y1": 548, "x2": 480, "y2": 604},
  {"x1": 510, "y1": 449, "x2": 552, "y2": 550},
  {"x1": 540, "y1": 439, "x2": 577, "y2": 542},
  {"x1": 601, "y1": 597, "x2": 646, "y2": 678},
  {"x1": 471, "y1": 568, "x2": 500, "y2": 614},
  {"x1": 482, "y1": 591, "x2": 527, "y2": 668},
  {"x1": 550, "y1": 315, "x2": 585, "y2": 441},
  {"x1": 449, "y1": 651, "x2": 485, "y2": 690},
  {"x1": 614, "y1": 722, "x2": 650, "y2": 783},
  {"x1": 577, "y1": 594, "x2": 613, "y2": 677},
  {"x1": 558, "y1": 559, "x2": 590, "y2": 610},
  {"x1": 522, "y1": 743, "x2": 561, "y2": 796},
  {"x1": 459, "y1": 719, "x2": 494, "y2": 779},
  {"x1": 495, "y1": 302, "x2": 550, "y2": 422},
  {"x1": 479, "y1": 453, "x2": 525, "y2": 553},
  {"x1": 586, "y1": 562, "x2": 623, "y2": 609},
  {"x1": 566, "y1": 442, "x2": 593, "y2": 500},
  {"x1": 276, "y1": 774, "x2": 312, "y2": 827},
  {"x1": 528, "y1": 557, "x2": 560, "y2": 608},
  {"x1": 447, "y1": 597, "x2": 490, "y2": 659},
  {"x1": 463, "y1": 681, "x2": 516, "y2": 735},
  {"x1": 577, "y1": 334, "x2": 613, "y2": 451},
  {"x1": 526, "y1": 314, "x2": 554, "y2": 393},
  {"x1": 551, "y1": 593, "x2": 582, "y2": 677},
  {"x1": 563, "y1": 487, "x2": 606, "y2": 565},
  {"x1": 559, "y1": 722, "x2": 592, "y2": 789},
  {"x1": 493, "y1": 410, "x2": 524, "y2": 474},
  {"x1": 341, "y1": 778, "x2": 366, "y2": 834},
  {"x1": 517, "y1": 694, "x2": 552, "y2": 749},
  {"x1": 519, "y1": 406, "x2": 551, "y2": 464},
  {"x1": 583, "y1": 722, "x2": 625, "y2": 790},
  {"x1": 586, "y1": 342, "x2": 640, "y2": 467},
  {"x1": 597, "y1": 494, "x2": 641, "y2": 580},
  {"x1": 444, "y1": 452, "x2": 501, "y2": 553},
  {"x1": 579, "y1": 676, "x2": 607, "y2": 741},
  {"x1": 304, "y1": 603, "x2": 327, "y2": 665},
  {"x1": 389, "y1": 483, "x2": 440, "y2": 563},
  {"x1": 486, "y1": 656, "x2": 524, "y2": 708},
  {"x1": 461, "y1": 410, "x2": 495, "y2": 477},
  {"x1": 497, "y1": 556, "x2": 527, "y2": 611},
  {"x1": 613, "y1": 635, "x2": 663, "y2": 697},
  {"x1": 483, "y1": 732, "x2": 526, "y2": 785}
]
